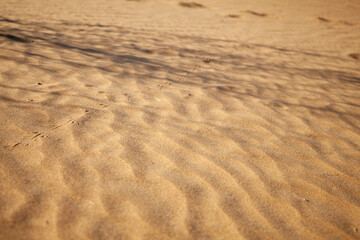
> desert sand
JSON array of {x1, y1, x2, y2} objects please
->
[{"x1": 0, "y1": 0, "x2": 360, "y2": 239}]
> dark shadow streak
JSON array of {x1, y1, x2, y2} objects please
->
[{"x1": 0, "y1": 33, "x2": 32, "y2": 43}]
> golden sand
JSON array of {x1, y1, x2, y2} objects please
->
[{"x1": 0, "y1": 0, "x2": 360, "y2": 239}]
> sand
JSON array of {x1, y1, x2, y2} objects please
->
[{"x1": 0, "y1": 0, "x2": 360, "y2": 239}]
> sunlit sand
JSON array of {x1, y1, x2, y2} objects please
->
[{"x1": 0, "y1": 0, "x2": 360, "y2": 239}]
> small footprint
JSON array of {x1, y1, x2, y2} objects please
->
[
  {"x1": 11, "y1": 132, "x2": 45, "y2": 148},
  {"x1": 270, "y1": 101, "x2": 287, "y2": 109},
  {"x1": 99, "y1": 103, "x2": 108, "y2": 108},
  {"x1": 227, "y1": 14, "x2": 241, "y2": 18},
  {"x1": 245, "y1": 10, "x2": 268, "y2": 17},
  {"x1": 318, "y1": 17, "x2": 330, "y2": 23},
  {"x1": 244, "y1": 10, "x2": 279, "y2": 19},
  {"x1": 179, "y1": 2, "x2": 205, "y2": 8},
  {"x1": 317, "y1": 17, "x2": 355, "y2": 26},
  {"x1": 349, "y1": 53, "x2": 360, "y2": 60},
  {"x1": 203, "y1": 58, "x2": 212, "y2": 63}
]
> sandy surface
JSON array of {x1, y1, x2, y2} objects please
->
[{"x1": 0, "y1": 0, "x2": 360, "y2": 239}]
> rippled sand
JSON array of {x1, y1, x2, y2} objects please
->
[{"x1": 0, "y1": 0, "x2": 360, "y2": 239}]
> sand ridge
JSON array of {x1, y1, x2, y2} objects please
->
[{"x1": 0, "y1": 0, "x2": 360, "y2": 239}]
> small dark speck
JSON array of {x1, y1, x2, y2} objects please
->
[
  {"x1": 349, "y1": 53, "x2": 360, "y2": 60},
  {"x1": 354, "y1": 228, "x2": 358, "y2": 233},
  {"x1": 303, "y1": 198, "x2": 310, "y2": 202},
  {"x1": 203, "y1": 58, "x2": 212, "y2": 63},
  {"x1": 38, "y1": 82, "x2": 42, "y2": 85},
  {"x1": 228, "y1": 14, "x2": 241, "y2": 18}
]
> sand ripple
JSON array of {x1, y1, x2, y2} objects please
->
[{"x1": 0, "y1": 0, "x2": 360, "y2": 239}]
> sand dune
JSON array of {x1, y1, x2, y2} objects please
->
[{"x1": 0, "y1": 0, "x2": 360, "y2": 239}]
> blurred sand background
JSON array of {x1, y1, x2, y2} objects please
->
[{"x1": 0, "y1": 0, "x2": 360, "y2": 239}]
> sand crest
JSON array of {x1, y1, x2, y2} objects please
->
[{"x1": 0, "y1": 0, "x2": 360, "y2": 239}]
